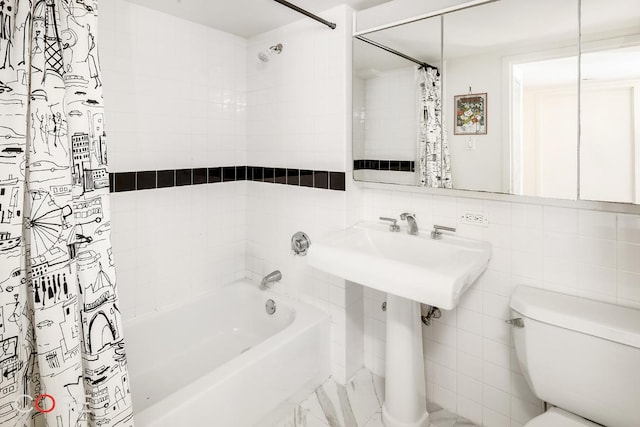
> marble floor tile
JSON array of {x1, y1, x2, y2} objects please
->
[
  {"x1": 337, "y1": 383, "x2": 358, "y2": 427},
  {"x1": 428, "y1": 407, "x2": 478, "y2": 427},
  {"x1": 320, "y1": 377, "x2": 363, "y2": 427},
  {"x1": 362, "y1": 412, "x2": 384, "y2": 427},
  {"x1": 372, "y1": 374, "x2": 385, "y2": 404},
  {"x1": 272, "y1": 368, "x2": 479, "y2": 427},
  {"x1": 299, "y1": 392, "x2": 330, "y2": 426},
  {"x1": 306, "y1": 415, "x2": 331, "y2": 427},
  {"x1": 346, "y1": 370, "x2": 381, "y2": 426}
]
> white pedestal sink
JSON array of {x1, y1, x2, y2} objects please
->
[{"x1": 307, "y1": 221, "x2": 491, "y2": 427}]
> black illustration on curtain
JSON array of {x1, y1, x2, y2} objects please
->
[
  {"x1": 0, "y1": 1, "x2": 134, "y2": 426},
  {"x1": 417, "y1": 66, "x2": 451, "y2": 188}
]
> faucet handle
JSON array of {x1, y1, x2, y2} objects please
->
[
  {"x1": 431, "y1": 224, "x2": 456, "y2": 239},
  {"x1": 379, "y1": 217, "x2": 400, "y2": 232}
]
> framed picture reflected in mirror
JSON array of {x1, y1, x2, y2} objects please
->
[{"x1": 454, "y1": 92, "x2": 487, "y2": 135}]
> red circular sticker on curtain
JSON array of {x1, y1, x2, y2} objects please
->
[{"x1": 34, "y1": 394, "x2": 56, "y2": 413}]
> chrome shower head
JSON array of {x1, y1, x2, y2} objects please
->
[{"x1": 258, "y1": 43, "x2": 283, "y2": 62}]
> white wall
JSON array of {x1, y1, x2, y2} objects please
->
[
  {"x1": 354, "y1": 67, "x2": 420, "y2": 185},
  {"x1": 521, "y1": 84, "x2": 578, "y2": 199},
  {"x1": 579, "y1": 80, "x2": 638, "y2": 203},
  {"x1": 100, "y1": 0, "x2": 248, "y2": 320},
  {"x1": 245, "y1": 5, "x2": 364, "y2": 384},
  {"x1": 100, "y1": 1, "x2": 247, "y2": 172},
  {"x1": 363, "y1": 67, "x2": 417, "y2": 160},
  {"x1": 445, "y1": 53, "x2": 505, "y2": 193},
  {"x1": 245, "y1": 10, "x2": 347, "y2": 171},
  {"x1": 353, "y1": 77, "x2": 366, "y2": 160},
  {"x1": 360, "y1": 187, "x2": 640, "y2": 426}
]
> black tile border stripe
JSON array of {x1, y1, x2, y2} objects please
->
[
  {"x1": 110, "y1": 166, "x2": 346, "y2": 193},
  {"x1": 157, "y1": 169, "x2": 175, "y2": 188},
  {"x1": 136, "y1": 170, "x2": 156, "y2": 190},
  {"x1": 354, "y1": 159, "x2": 415, "y2": 172},
  {"x1": 176, "y1": 169, "x2": 192, "y2": 186}
]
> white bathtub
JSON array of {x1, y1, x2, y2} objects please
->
[{"x1": 124, "y1": 279, "x2": 330, "y2": 426}]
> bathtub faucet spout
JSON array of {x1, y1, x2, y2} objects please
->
[{"x1": 261, "y1": 270, "x2": 282, "y2": 289}]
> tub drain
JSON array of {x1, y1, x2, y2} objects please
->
[{"x1": 265, "y1": 299, "x2": 276, "y2": 315}]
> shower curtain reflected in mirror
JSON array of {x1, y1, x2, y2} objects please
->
[
  {"x1": 0, "y1": 1, "x2": 134, "y2": 425},
  {"x1": 417, "y1": 66, "x2": 451, "y2": 188}
]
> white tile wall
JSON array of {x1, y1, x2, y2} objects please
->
[
  {"x1": 246, "y1": 6, "x2": 349, "y2": 172},
  {"x1": 245, "y1": 6, "x2": 363, "y2": 383},
  {"x1": 100, "y1": 0, "x2": 247, "y2": 172},
  {"x1": 353, "y1": 78, "x2": 366, "y2": 160},
  {"x1": 102, "y1": 0, "x2": 364, "y2": 382},
  {"x1": 362, "y1": 67, "x2": 417, "y2": 160},
  {"x1": 110, "y1": 183, "x2": 247, "y2": 321},
  {"x1": 100, "y1": 1, "x2": 248, "y2": 320},
  {"x1": 244, "y1": 182, "x2": 363, "y2": 383},
  {"x1": 360, "y1": 187, "x2": 640, "y2": 426}
]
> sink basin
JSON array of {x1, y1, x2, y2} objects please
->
[
  {"x1": 308, "y1": 220, "x2": 491, "y2": 427},
  {"x1": 307, "y1": 221, "x2": 491, "y2": 310}
]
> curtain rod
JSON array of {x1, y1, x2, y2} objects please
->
[
  {"x1": 273, "y1": 0, "x2": 337, "y2": 30},
  {"x1": 355, "y1": 36, "x2": 439, "y2": 73}
]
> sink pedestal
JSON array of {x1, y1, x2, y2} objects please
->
[{"x1": 382, "y1": 293, "x2": 429, "y2": 427}]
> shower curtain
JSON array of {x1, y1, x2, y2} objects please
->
[
  {"x1": 0, "y1": 1, "x2": 134, "y2": 426},
  {"x1": 417, "y1": 66, "x2": 451, "y2": 188}
]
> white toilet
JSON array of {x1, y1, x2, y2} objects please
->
[{"x1": 509, "y1": 286, "x2": 640, "y2": 427}]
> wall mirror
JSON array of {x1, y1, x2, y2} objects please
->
[
  {"x1": 352, "y1": 15, "x2": 442, "y2": 186},
  {"x1": 579, "y1": 0, "x2": 640, "y2": 204},
  {"x1": 444, "y1": 0, "x2": 578, "y2": 199},
  {"x1": 352, "y1": 0, "x2": 640, "y2": 204}
]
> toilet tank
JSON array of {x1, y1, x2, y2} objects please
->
[{"x1": 510, "y1": 287, "x2": 640, "y2": 427}]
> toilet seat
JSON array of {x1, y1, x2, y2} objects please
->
[{"x1": 524, "y1": 407, "x2": 601, "y2": 427}]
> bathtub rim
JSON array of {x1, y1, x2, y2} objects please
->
[{"x1": 123, "y1": 278, "x2": 323, "y2": 327}]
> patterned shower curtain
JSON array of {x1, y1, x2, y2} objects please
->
[
  {"x1": 417, "y1": 66, "x2": 451, "y2": 188},
  {"x1": 0, "y1": 1, "x2": 134, "y2": 426}
]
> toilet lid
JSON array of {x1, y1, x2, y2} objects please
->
[{"x1": 525, "y1": 408, "x2": 600, "y2": 427}]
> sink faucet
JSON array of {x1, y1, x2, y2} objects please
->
[
  {"x1": 261, "y1": 270, "x2": 282, "y2": 289},
  {"x1": 400, "y1": 213, "x2": 418, "y2": 235}
]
